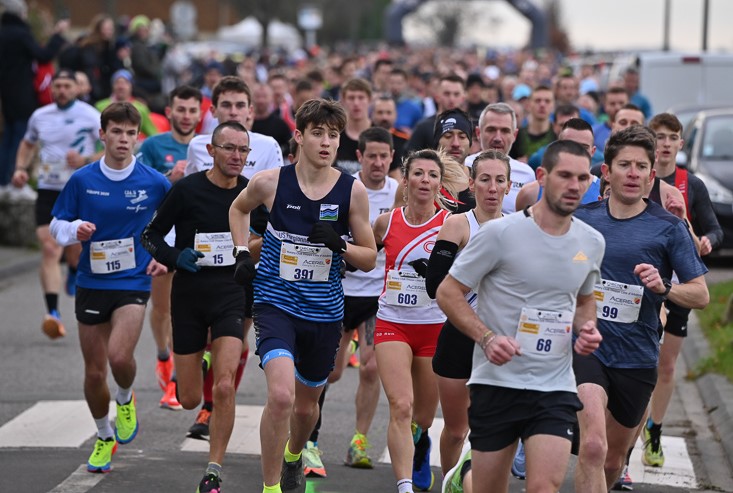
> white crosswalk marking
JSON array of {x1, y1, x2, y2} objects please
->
[
  {"x1": 181, "y1": 404, "x2": 264, "y2": 455},
  {"x1": 0, "y1": 401, "x2": 115, "y2": 448},
  {"x1": 629, "y1": 436, "x2": 697, "y2": 488},
  {"x1": 0, "y1": 400, "x2": 699, "y2": 490},
  {"x1": 48, "y1": 465, "x2": 106, "y2": 493}
]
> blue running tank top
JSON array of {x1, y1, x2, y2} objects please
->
[{"x1": 254, "y1": 164, "x2": 354, "y2": 322}]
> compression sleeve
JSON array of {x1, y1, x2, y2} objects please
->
[
  {"x1": 426, "y1": 240, "x2": 459, "y2": 299},
  {"x1": 49, "y1": 218, "x2": 83, "y2": 246},
  {"x1": 141, "y1": 186, "x2": 181, "y2": 270}
]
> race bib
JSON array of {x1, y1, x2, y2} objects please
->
[
  {"x1": 594, "y1": 279, "x2": 643, "y2": 323},
  {"x1": 279, "y1": 243, "x2": 332, "y2": 282},
  {"x1": 194, "y1": 232, "x2": 234, "y2": 267},
  {"x1": 384, "y1": 269, "x2": 430, "y2": 307},
  {"x1": 39, "y1": 160, "x2": 72, "y2": 187},
  {"x1": 515, "y1": 307, "x2": 573, "y2": 357},
  {"x1": 90, "y1": 237, "x2": 135, "y2": 274}
]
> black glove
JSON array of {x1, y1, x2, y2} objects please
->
[
  {"x1": 176, "y1": 248, "x2": 204, "y2": 273},
  {"x1": 308, "y1": 222, "x2": 346, "y2": 253},
  {"x1": 408, "y1": 258, "x2": 429, "y2": 278},
  {"x1": 233, "y1": 250, "x2": 256, "y2": 285}
]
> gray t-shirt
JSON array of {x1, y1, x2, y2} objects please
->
[{"x1": 449, "y1": 210, "x2": 605, "y2": 392}]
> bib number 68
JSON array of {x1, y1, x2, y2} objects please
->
[{"x1": 536, "y1": 338, "x2": 553, "y2": 353}]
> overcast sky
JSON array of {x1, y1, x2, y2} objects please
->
[{"x1": 404, "y1": 0, "x2": 733, "y2": 52}]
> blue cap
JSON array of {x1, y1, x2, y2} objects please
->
[
  {"x1": 512, "y1": 84, "x2": 532, "y2": 101},
  {"x1": 111, "y1": 69, "x2": 133, "y2": 84}
]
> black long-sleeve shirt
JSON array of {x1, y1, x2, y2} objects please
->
[{"x1": 142, "y1": 171, "x2": 247, "y2": 271}]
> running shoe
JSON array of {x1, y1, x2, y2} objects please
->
[
  {"x1": 115, "y1": 393, "x2": 138, "y2": 444},
  {"x1": 344, "y1": 432, "x2": 373, "y2": 468},
  {"x1": 202, "y1": 350, "x2": 212, "y2": 374},
  {"x1": 196, "y1": 472, "x2": 221, "y2": 493},
  {"x1": 612, "y1": 465, "x2": 633, "y2": 491},
  {"x1": 642, "y1": 424, "x2": 665, "y2": 467},
  {"x1": 511, "y1": 439, "x2": 526, "y2": 480},
  {"x1": 155, "y1": 357, "x2": 174, "y2": 391},
  {"x1": 160, "y1": 380, "x2": 182, "y2": 410},
  {"x1": 413, "y1": 432, "x2": 434, "y2": 491},
  {"x1": 42, "y1": 309, "x2": 66, "y2": 339},
  {"x1": 441, "y1": 442, "x2": 471, "y2": 493},
  {"x1": 281, "y1": 457, "x2": 306, "y2": 493},
  {"x1": 303, "y1": 440, "x2": 327, "y2": 477},
  {"x1": 187, "y1": 408, "x2": 211, "y2": 440},
  {"x1": 87, "y1": 437, "x2": 117, "y2": 473},
  {"x1": 65, "y1": 266, "x2": 77, "y2": 296}
]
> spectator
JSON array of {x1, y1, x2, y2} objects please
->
[
  {"x1": 71, "y1": 14, "x2": 121, "y2": 103},
  {"x1": 0, "y1": 0, "x2": 68, "y2": 189},
  {"x1": 128, "y1": 15, "x2": 163, "y2": 99}
]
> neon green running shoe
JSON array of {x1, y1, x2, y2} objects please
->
[
  {"x1": 441, "y1": 442, "x2": 471, "y2": 493},
  {"x1": 115, "y1": 392, "x2": 138, "y2": 444},
  {"x1": 344, "y1": 432, "x2": 373, "y2": 468},
  {"x1": 302, "y1": 440, "x2": 326, "y2": 477},
  {"x1": 87, "y1": 437, "x2": 117, "y2": 473},
  {"x1": 642, "y1": 424, "x2": 665, "y2": 467}
]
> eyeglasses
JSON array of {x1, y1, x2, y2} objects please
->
[{"x1": 213, "y1": 143, "x2": 251, "y2": 154}]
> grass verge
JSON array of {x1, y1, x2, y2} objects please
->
[{"x1": 694, "y1": 279, "x2": 733, "y2": 383}]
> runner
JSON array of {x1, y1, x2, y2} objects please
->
[
  {"x1": 427, "y1": 150, "x2": 510, "y2": 475},
  {"x1": 142, "y1": 121, "x2": 250, "y2": 492},
  {"x1": 372, "y1": 149, "x2": 451, "y2": 493},
  {"x1": 136, "y1": 84, "x2": 203, "y2": 410},
  {"x1": 229, "y1": 98, "x2": 377, "y2": 493},
  {"x1": 48, "y1": 102, "x2": 170, "y2": 473},
  {"x1": 436, "y1": 139, "x2": 605, "y2": 493},
  {"x1": 184, "y1": 75, "x2": 283, "y2": 441},
  {"x1": 11, "y1": 69, "x2": 102, "y2": 338},
  {"x1": 572, "y1": 126, "x2": 709, "y2": 492}
]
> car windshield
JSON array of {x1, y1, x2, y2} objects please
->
[{"x1": 701, "y1": 115, "x2": 733, "y2": 159}]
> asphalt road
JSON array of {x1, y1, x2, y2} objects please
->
[{"x1": 1, "y1": 263, "x2": 732, "y2": 492}]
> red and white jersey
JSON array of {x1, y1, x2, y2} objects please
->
[{"x1": 377, "y1": 207, "x2": 449, "y2": 324}]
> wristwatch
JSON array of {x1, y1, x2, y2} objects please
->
[
  {"x1": 661, "y1": 278, "x2": 672, "y2": 300},
  {"x1": 232, "y1": 245, "x2": 250, "y2": 258}
]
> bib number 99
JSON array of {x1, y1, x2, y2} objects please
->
[
  {"x1": 397, "y1": 293, "x2": 418, "y2": 305},
  {"x1": 293, "y1": 268, "x2": 315, "y2": 280},
  {"x1": 601, "y1": 306, "x2": 619, "y2": 319}
]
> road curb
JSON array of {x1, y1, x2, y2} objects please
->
[{"x1": 683, "y1": 311, "x2": 733, "y2": 471}]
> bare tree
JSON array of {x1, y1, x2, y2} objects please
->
[
  {"x1": 231, "y1": 0, "x2": 299, "y2": 48},
  {"x1": 407, "y1": 0, "x2": 486, "y2": 47}
]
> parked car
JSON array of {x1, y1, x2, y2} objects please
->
[{"x1": 679, "y1": 108, "x2": 733, "y2": 249}]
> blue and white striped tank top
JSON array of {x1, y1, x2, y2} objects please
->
[{"x1": 254, "y1": 164, "x2": 354, "y2": 322}]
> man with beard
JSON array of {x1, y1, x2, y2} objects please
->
[{"x1": 371, "y1": 94, "x2": 408, "y2": 178}]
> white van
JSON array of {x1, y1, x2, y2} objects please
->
[{"x1": 609, "y1": 52, "x2": 733, "y2": 115}]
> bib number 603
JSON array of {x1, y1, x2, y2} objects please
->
[{"x1": 397, "y1": 293, "x2": 418, "y2": 305}]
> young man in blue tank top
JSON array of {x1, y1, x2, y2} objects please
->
[{"x1": 229, "y1": 98, "x2": 377, "y2": 493}]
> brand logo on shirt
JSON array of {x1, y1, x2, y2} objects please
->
[
  {"x1": 125, "y1": 189, "x2": 149, "y2": 212},
  {"x1": 319, "y1": 204, "x2": 339, "y2": 221},
  {"x1": 572, "y1": 251, "x2": 588, "y2": 262},
  {"x1": 286, "y1": 204, "x2": 301, "y2": 211}
]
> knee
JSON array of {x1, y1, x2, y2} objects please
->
[
  {"x1": 41, "y1": 238, "x2": 60, "y2": 258},
  {"x1": 292, "y1": 398, "x2": 318, "y2": 422},
  {"x1": 213, "y1": 375, "x2": 236, "y2": 402},
  {"x1": 579, "y1": 434, "x2": 608, "y2": 466},
  {"x1": 604, "y1": 454, "x2": 625, "y2": 481},
  {"x1": 84, "y1": 367, "x2": 107, "y2": 388},
  {"x1": 268, "y1": 386, "x2": 295, "y2": 417},
  {"x1": 107, "y1": 353, "x2": 131, "y2": 374},
  {"x1": 442, "y1": 422, "x2": 468, "y2": 443},
  {"x1": 359, "y1": 357, "x2": 379, "y2": 383},
  {"x1": 178, "y1": 389, "x2": 201, "y2": 410},
  {"x1": 388, "y1": 396, "x2": 413, "y2": 423},
  {"x1": 657, "y1": 358, "x2": 676, "y2": 382}
]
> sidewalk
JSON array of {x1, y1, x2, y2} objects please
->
[{"x1": 0, "y1": 245, "x2": 38, "y2": 281}]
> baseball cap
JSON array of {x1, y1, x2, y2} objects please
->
[
  {"x1": 512, "y1": 84, "x2": 532, "y2": 101},
  {"x1": 111, "y1": 69, "x2": 133, "y2": 84},
  {"x1": 52, "y1": 69, "x2": 76, "y2": 82}
]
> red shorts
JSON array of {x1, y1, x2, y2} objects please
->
[{"x1": 374, "y1": 318, "x2": 443, "y2": 357}]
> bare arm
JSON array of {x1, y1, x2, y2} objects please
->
[
  {"x1": 514, "y1": 181, "x2": 539, "y2": 212},
  {"x1": 11, "y1": 140, "x2": 36, "y2": 187},
  {"x1": 572, "y1": 293, "x2": 602, "y2": 355},
  {"x1": 634, "y1": 263, "x2": 709, "y2": 310},
  {"x1": 437, "y1": 275, "x2": 522, "y2": 365},
  {"x1": 345, "y1": 181, "x2": 377, "y2": 272}
]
